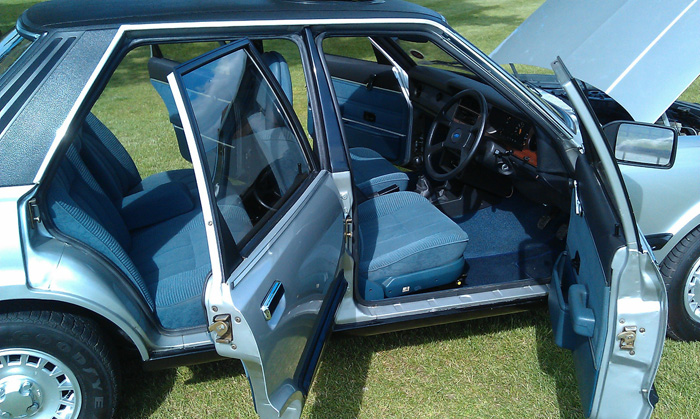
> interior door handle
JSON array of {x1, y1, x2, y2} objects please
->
[
  {"x1": 568, "y1": 284, "x2": 595, "y2": 337},
  {"x1": 261, "y1": 281, "x2": 284, "y2": 321},
  {"x1": 365, "y1": 73, "x2": 377, "y2": 90}
]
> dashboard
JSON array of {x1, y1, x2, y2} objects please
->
[
  {"x1": 483, "y1": 107, "x2": 537, "y2": 167},
  {"x1": 450, "y1": 97, "x2": 538, "y2": 168},
  {"x1": 409, "y1": 68, "x2": 539, "y2": 169}
]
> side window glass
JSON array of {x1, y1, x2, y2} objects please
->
[
  {"x1": 262, "y1": 39, "x2": 315, "y2": 146},
  {"x1": 322, "y1": 36, "x2": 378, "y2": 62},
  {"x1": 181, "y1": 48, "x2": 311, "y2": 245},
  {"x1": 155, "y1": 39, "x2": 317, "y2": 152}
]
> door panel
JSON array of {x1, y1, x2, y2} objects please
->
[
  {"x1": 558, "y1": 154, "x2": 622, "y2": 416},
  {"x1": 549, "y1": 59, "x2": 666, "y2": 419},
  {"x1": 169, "y1": 39, "x2": 347, "y2": 419},
  {"x1": 226, "y1": 172, "x2": 346, "y2": 417},
  {"x1": 325, "y1": 54, "x2": 410, "y2": 163}
]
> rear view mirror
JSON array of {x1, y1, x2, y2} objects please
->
[{"x1": 603, "y1": 121, "x2": 677, "y2": 168}]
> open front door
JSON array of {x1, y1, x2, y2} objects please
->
[
  {"x1": 168, "y1": 39, "x2": 347, "y2": 418},
  {"x1": 547, "y1": 59, "x2": 667, "y2": 419}
]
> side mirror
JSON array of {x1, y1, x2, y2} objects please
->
[{"x1": 603, "y1": 121, "x2": 678, "y2": 168}]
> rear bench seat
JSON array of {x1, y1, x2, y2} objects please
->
[{"x1": 46, "y1": 118, "x2": 223, "y2": 330}]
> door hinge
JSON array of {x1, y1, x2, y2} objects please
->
[
  {"x1": 617, "y1": 325, "x2": 637, "y2": 353},
  {"x1": 208, "y1": 314, "x2": 233, "y2": 344},
  {"x1": 344, "y1": 216, "x2": 353, "y2": 250},
  {"x1": 28, "y1": 199, "x2": 41, "y2": 228}
]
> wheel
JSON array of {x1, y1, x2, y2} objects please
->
[
  {"x1": 660, "y1": 228, "x2": 700, "y2": 341},
  {"x1": 0, "y1": 311, "x2": 118, "y2": 418}
]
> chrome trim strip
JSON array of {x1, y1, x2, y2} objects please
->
[
  {"x1": 331, "y1": 75, "x2": 400, "y2": 94},
  {"x1": 341, "y1": 117, "x2": 406, "y2": 137}
]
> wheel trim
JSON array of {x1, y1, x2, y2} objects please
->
[
  {"x1": 684, "y1": 258, "x2": 700, "y2": 323},
  {"x1": 0, "y1": 349, "x2": 81, "y2": 419}
]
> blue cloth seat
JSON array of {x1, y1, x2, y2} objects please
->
[
  {"x1": 358, "y1": 191, "x2": 469, "y2": 300},
  {"x1": 350, "y1": 147, "x2": 409, "y2": 197},
  {"x1": 79, "y1": 113, "x2": 198, "y2": 219},
  {"x1": 47, "y1": 143, "x2": 213, "y2": 329}
]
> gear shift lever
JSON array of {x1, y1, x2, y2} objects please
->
[{"x1": 415, "y1": 174, "x2": 433, "y2": 199}]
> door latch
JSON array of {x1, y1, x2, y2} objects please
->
[
  {"x1": 28, "y1": 198, "x2": 41, "y2": 228},
  {"x1": 617, "y1": 325, "x2": 637, "y2": 351},
  {"x1": 344, "y1": 216, "x2": 353, "y2": 250},
  {"x1": 208, "y1": 314, "x2": 233, "y2": 343},
  {"x1": 572, "y1": 180, "x2": 583, "y2": 216}
]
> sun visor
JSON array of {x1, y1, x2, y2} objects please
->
[{"x1": 490, "y1": 0, "x2": 700, "y2": 123}]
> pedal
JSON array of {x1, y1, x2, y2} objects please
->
[
  {"x1": 537, "y1": 214, "x2": 552, "y2": 230},
  {"x1": 556, "y1": 224, "x2": 568, "y2": 241}
]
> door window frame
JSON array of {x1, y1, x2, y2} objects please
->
[{"x1": 168, "y1": 38, "x2": 321, "y2": 281}]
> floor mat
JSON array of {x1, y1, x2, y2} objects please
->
[{"x1": 453, "y1": 194, "x2": 565, "y2": 287}]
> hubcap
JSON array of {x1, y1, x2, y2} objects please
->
[
  {"x1": 684, "y1": 258, "x2": 700, "y2": 323},
  {"x1": 0, "y1": 349, "x2": 81, "y2": 419}
]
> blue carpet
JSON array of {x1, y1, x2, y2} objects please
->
[{"x1": 454, "y1": 194, "x2": 565, "y2": 287}]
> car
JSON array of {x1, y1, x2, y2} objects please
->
[
  {"x1": 490, "y1": 0, "x2": 700, "y2": 342},
  {"x1": 0, "y1": 0, "x2": 675, "y2": 418}
]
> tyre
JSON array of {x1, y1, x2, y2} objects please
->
[
  {"x1": 0, "y1": 311, "x2": 118, "y2": 418},
  {"x1": 660, "y1": 228, "x2": 700, "y2": 341}
]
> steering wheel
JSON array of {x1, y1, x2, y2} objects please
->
[
  {"x1": 424, "y1": 89, "x2": 488, "y2": 181},
  {"x1": 252, "y1": 166, "x2": 282, "y2": 211}
]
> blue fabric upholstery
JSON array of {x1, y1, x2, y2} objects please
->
[
  {"x1": 120, "y1": 182, "x2": 194, "y2": 231},
  {"x1": 79, "y1": 113, "x2": 198, "y2": 228},
  {"x1": 332, "y1": 77, "x2": 408, "y2": 161},
  {"x1": 261, "y1": 51, "x2": 293, "y2": 103},
  {"x1": 357, "y1": 191, "x2": 469, "y2": 300},
  {"x1": 129, "y1": 208, "x2": 211, "y2": 329},
  {"x1": 47, "y1": 145, "x2": 154, "y2": 309},
  {"x1": 132, "y1": 168, "x2": 198, "y2": 199},
  {"x1": 350, "y1": 147, "x2": 409, "y2": 196},
  {"x1": 81, "y1": 113, "x2": 197, "y2": 199},
  {"x1": 80, "y1": 113, "x2": 142, "y2": 204},
  {"x1": 47, "y1": 145, "x2": 213, "y2": 328},
  {"x1": 46, "y1": 116, "x2": 230, "y2": 328},
  {"x1": 219, "y1": 192, "x2": 254, "y2": 242}
]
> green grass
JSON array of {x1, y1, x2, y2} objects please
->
[{"x1": 3, "y1": 0, "x2": 700, "y2": 417}]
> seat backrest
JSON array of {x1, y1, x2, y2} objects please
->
[
  {"x1": 261, "y1": 51, "x2": 293, "y2": 103},
  {"x1": 79, "y1": 113, "x2": 142, "y2": 204},
  {"x1": 47, "y1": 142, "x2": 154, "y2": 309}
]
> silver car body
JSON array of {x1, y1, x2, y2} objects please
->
[{"x1": 0, "y1": 3, "x2": 668, "y2": 417}]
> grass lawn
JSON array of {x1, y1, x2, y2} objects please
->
[{"x1": 3, "y1": 0, "x2": 700, "y2": 417}]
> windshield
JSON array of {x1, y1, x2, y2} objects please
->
[
  {"x1": 0, "y1": 29, "x2": 33, "y2": 82},
  {"x1": 395, "y1": 37, "x2": 474, "y2": 77}
]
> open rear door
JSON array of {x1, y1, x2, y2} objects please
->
[
  {"x1": 547, "y1": 59, "x2": 667, "y2": 418},
  {"x1": 168, "y1": 39, "x2": 347, "y2": 418}
]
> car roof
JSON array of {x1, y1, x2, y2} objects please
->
[{"x1": 21, "y1": 0, "x2": 443, "y2": 33}]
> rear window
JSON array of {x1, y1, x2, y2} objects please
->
[{"x1": 0, "y1": 29, "x2": 33, "y2": 81}]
